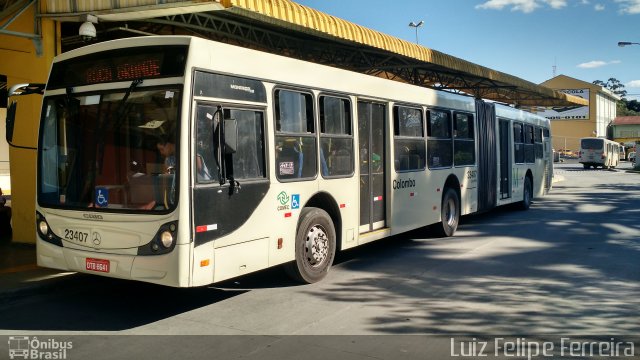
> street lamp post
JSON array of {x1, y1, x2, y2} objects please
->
[
  {"x1": 617, "y1": 40, "x2": 640, "y2": 169},
  {"x1": 408, "y1": 21, "x2": 424, "y2": 45}
]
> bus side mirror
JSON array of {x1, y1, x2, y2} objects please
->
[
  {"x1": 6, "y1": 101, "x2": 17, "y2": 143},
  {"x1": 224, "y1": 119, "x2": 238, "y2": 154},
  {"x1": 5, "y1": 83, "x2": 45, "y2": 144}
]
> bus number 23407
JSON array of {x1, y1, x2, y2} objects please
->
[{"x1": 64, "y1": 229, "x2": 89, "y2": 243}]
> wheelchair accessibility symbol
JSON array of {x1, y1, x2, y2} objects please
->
[
  {"x1": 291, "y1": 194, "x2": 300, "y2": 209},
  {"x1": 95, "y1": 187, "x2": 109, "y2": 207}
]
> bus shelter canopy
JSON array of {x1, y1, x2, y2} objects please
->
[{"x1": 35, "y1": 0, "x2": 587, "y2": 108}]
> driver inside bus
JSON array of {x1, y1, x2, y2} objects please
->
[
  {"x1": 156, "y1": 135, "x2": 176, "y2": 174},
  {"x1": 154, "y1": 135, "x2": 177, "y2": 208}
]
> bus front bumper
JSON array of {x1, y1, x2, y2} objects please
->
[{"x1": 36, "y1": 238, "x2": 190, "y2": 287}]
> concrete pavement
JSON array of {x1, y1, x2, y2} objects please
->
[{"x1": 0, "y1": 162, "x2": 634, "y2": 302}]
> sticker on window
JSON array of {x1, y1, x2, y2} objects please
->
[
  {"x1": 279, "y1": 162, "x2": 295, "y2": 176},
  {"x1": 95, "y1": 187, "x2": 109, "y2": 207}
]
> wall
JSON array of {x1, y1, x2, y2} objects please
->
[
  {"x1": 597, "y1": 93, "x2": 617, "y2": 137},
  {"x1": 0, "y1": 5, "x2": 57, "y2": 243},
  {"x1": 613, "y1": 124, "x2": 640, "y2": 145},
  {"x1": 539, "y1": 75, "x2": 618, "y2": 152}
]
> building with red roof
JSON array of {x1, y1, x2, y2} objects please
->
[{"x1": 612, "y1": 116, "x2": 640, "y2": 149}]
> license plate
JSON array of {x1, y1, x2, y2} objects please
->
[{"x1": 86, "y1": 258, "x2": 110, "y2": 273}]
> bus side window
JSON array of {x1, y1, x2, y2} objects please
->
[
  {"x1": 225, "y1": 109, "x2": 266, "y2": 180},
  {"x1": 427, "y1": 109, "x2": 453, "y2": 169},
  {"x1": 274, "y1": 89, "x2": 317, "y2": 180},
  {"x1": 453, "y1": 112, "x2": 475, "y2": 166},
  {"x1": 320, "y1": 95, "x2": 353, "y2": 177},
  {"x1": 195, "y1": 104, "x2": 218, "y2": 184},
  {"x1": 513, "y1": 123, "x2": 524, "y2": 164},
  {"x1": 394, "y1": 105, "x2": 426, "y2": 172}
]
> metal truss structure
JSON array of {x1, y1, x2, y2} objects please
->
[{"x1": 55, "y1": 8, "x2": 572, "y2": 108}]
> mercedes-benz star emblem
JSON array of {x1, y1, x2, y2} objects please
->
[{"x1": 92, "y1": 232, "x2": 101, "y2": 246}]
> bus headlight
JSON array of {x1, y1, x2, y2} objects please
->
[
  {"x1": 35, "y1": 212, "x2": 62, "y2": 246},
  {"x1": 137, "y1": 220, "x2": 178, "y2": 255},
  {"x1": 160, "y1": 231, "x2": 174, "y2": 248},
  {"x1": 38, "y1": 220, "x2": 49, "y2": 237}
]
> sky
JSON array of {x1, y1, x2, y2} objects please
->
[{"x1": 294, "y1": 0, "x2": 640, "y2": 100}]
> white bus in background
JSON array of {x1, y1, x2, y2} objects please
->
[
  {"x1": 8, "y1": 36, "x2": 554, "y2": 287},
  {"x1": 578, "y1": 137, "x2": 620, "y2": 169}
]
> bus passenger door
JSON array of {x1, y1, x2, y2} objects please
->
[
  {"x1": 358, "y1": 101, "x2": 386, "y2": 233},
  {"x1": 499, "y1": 119, "x2": 511, "y2": 199},
  {"x1": 192, "y1": 104, "x2": 269, "y2": 246}
]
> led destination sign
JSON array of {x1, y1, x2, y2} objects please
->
[
  {"x1": 85, "y1": 58, "x2": 162, "y2": 84},
  {"x1": 47, "y1": 45, "x2": 188, "y2": 89}
]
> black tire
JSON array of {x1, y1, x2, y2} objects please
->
[
  {"x1": 284, "y1": 207, "x2": 336, "y2": 284},
  {"x1": 436, "y1": 188, "x2": 460, "y2": 237},
  {"x1": 519, "y1": 176, "x2": 533, "y2": 210}
]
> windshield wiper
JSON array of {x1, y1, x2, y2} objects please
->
[
  {"x1": 116, "y1": 79, "x2": 143, "y2": 121},
  {"x1": 90, "y1": 79, "x2": 144, "y2": 202}
]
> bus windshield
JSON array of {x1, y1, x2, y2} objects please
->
[
  {"x1": 38, "y1": 87, "x2": 181, "y2": 212},
  {"x1": 581, "y1": 138, "x2": 603, "y2": 150}
]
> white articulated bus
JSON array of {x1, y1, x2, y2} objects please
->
[
  {"x1": 15, "y1": 36, "x2": 553, "y2": 287},
  {"x1": 579, "y1": 137, "x2": 620, "y2": 169}
]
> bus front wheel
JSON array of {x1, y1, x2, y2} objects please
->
[
  {"x1": 285, "y1": 207, "x2": 336, "y2": 284},
  {"x1": 437, "y1": 188, "x2": 460, "y2": 237}
]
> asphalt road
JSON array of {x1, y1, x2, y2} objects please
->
[{"x1": 0, "y1": 160, "x2": 638, "y2": 359}]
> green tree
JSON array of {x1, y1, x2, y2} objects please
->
[
  {"x1": 593, "y1": 78, "x2": 639, "y2": 115},
  {"x1": 593, "y1": 78, "x2": 628, "y2": 98},
  {"x1": 617, "y1": 101, "x2": 639, "y2": 116},
  {"x1": 627, "y1": 99, "x2": 640, "y2": 113}
]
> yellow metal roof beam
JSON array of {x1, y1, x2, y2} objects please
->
[
  {"x1": 218, "y1": 0, "x2": 587, "y2": 107},
  {"x1": 38, "y1": 0, "x2": 586, "y2": 106}
]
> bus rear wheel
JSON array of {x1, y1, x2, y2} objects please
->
[
  {"x1": 436, "y1": 188, "x2": 460, "y2": 237},
  {"x1": 285, "y1": 207, "x2": 336, "y2": 284},
  {"x1": 519, "y1": 176, "x2": 533, "y2": 210}
]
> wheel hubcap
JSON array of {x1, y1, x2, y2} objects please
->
[
  {"x1": 305, "y1": 224, "x2": 329, "y2": 267},
  {"x1": 444, "y1": 198, "x2": 457, "y2": 226}
]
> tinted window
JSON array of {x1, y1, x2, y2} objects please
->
[
  {"x1": 524, "y1": 124, "x2": 535, "y2": 163},
  {"x1": 196, "y1": 107, "x2": 266, "y2": 183},
  {"x1": 581, "y1": 138, "x2": 603, "y2": 150},
  {"x1": 394, "y1": 106, "x2": 423, "y2": 137},
  {"x1": 454, "y1": 113, "x2": 475, "y2": 166},
  {"x1": 275, "y1": 89, "x2": 317, "y2": 180},
  {"x1": 427, "y1": 110, "x2": 451, "y2": 138},
  {"x1": 320, "y1": 96, "x2": 353, "y2": 177},
  {"x1": 427, "y1": 109, "x2": 453, "y2": 168},
  {"x1": 534, "y1": 127, "x2": 543, "y2": 159},
  {"x1": 320, "y1": 96, "x2": 351, "y2": 135},
  {"x1": 514, "y1": 123, "x2": 524, "y2": 164},
  {"x1": 275, "y1": 90, "x2": 314, "y2": 133},
  {"x1": 394, "y1": 106, "x2": 425, "y2": 171}
]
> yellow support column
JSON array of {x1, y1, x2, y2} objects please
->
[{"x1": 0, "y1": 5, "x2": 58, "y2": 244}]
